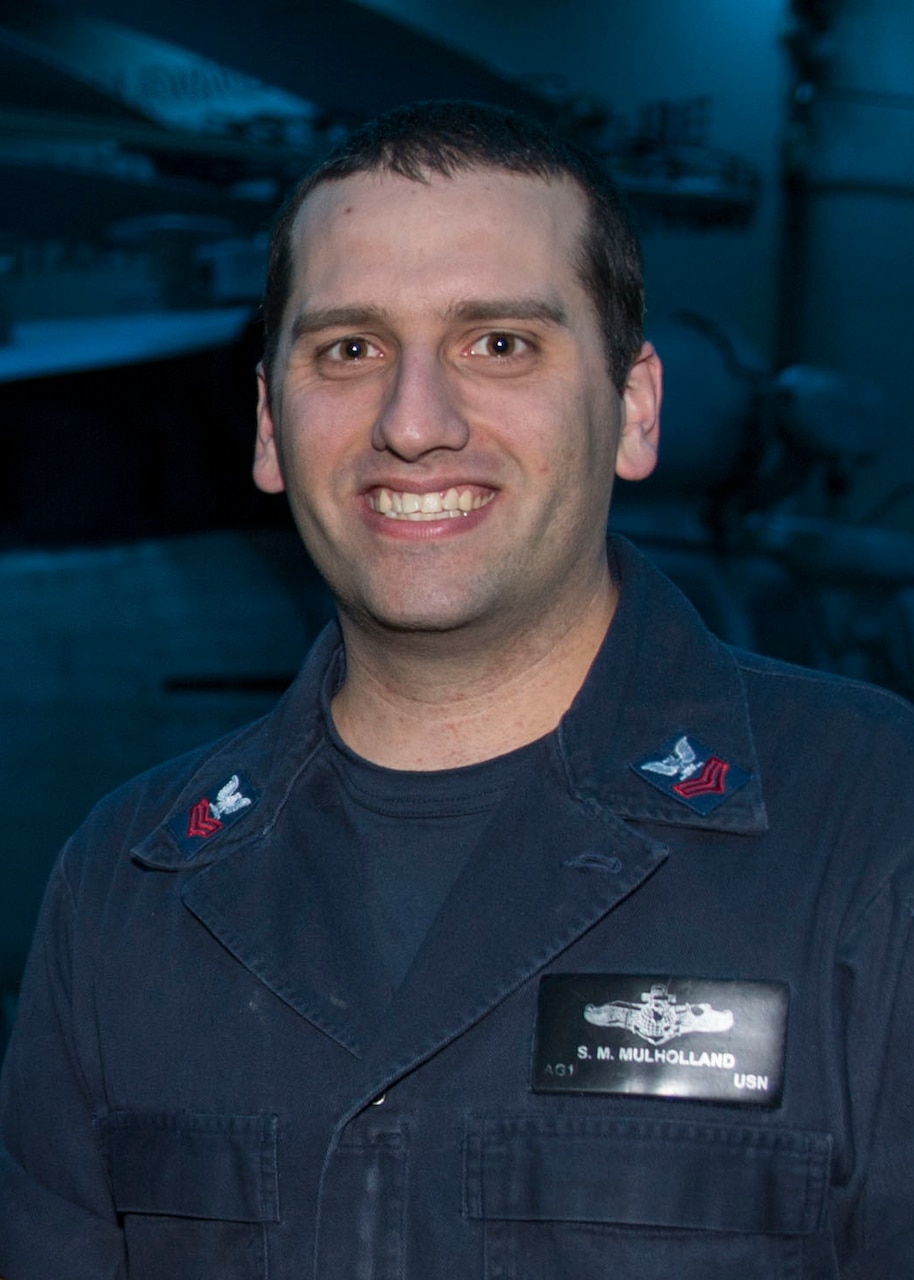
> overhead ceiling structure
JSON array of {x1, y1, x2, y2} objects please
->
[
  {"x1": 0, "y1": 0, "x2": 761, "y2": 380},
  {"x1": 0, "y1": 0, "x2": 550, "y2": 238},
  {"x1": 14, "y1": 0, "x2": 551, "y2": 118},
  {"x1": 0, "y1": 0, "x2": 560, "y2": 377}
]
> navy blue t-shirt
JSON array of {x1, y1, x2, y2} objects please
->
[{"x1": 326, "y1": 725, "x2": 540, "y2": 991}]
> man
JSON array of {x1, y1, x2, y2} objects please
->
[{"x1": 1, "y1": 100, "x2": 912, "y2": 1279}]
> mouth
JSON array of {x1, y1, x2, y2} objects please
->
[{"x1": 367, "y1": 486, "x2": 495, "y2": 522}]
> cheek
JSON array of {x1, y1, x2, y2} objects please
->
[
  {"x1": 523, "y1": 384, "x2": 616, "y2": 484},
  {"x1": 278, "y1": 388, "x2": 368, "y2": 470},
  {"x1": 473, "y1": 381, "x2": 572, "y2": 457}
]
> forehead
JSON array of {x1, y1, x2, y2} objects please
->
[{"x1": 284, "y1": 167, "x2": 591, "y2": 314}]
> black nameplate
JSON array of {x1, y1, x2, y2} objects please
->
[{"x1": 532, "y1": 974, "x2": 788, "y2": 1106}]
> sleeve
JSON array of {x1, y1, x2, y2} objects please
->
[
  {"x1": 0, "y1": 853, "x2": 126, "y2": 1280},
  {"x1": 836, "y1": 859, "x2": 914, "y2": 1277}
]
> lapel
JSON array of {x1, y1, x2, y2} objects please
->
[
  {"x1": 179, "y1": 757, "x2": 391, "y2": 1057},
  {"x1": 132, "y1": 627, "x2": 394, "y2": 1058},
  {"x1": 562, "y1": 539, "x2": 769, "y2": 834}
]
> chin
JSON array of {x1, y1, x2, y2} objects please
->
[
  {"x1": 348, "y1": 607, "x2": 477, "y2": 637},
  {"x1": 336, "y1": 589, "x2": 486, "y2": 638}
]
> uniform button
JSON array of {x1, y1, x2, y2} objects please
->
[{"x1": 371, "y1": 1092, "x2": 386, "y2": 1106}]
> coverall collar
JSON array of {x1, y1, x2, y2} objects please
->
[
  {"x1": 134, "y1": 536, "x2": 767, "y2": 874},
  {"x1": 560, "y1": 538, "x2": 768, "y2": 833}
]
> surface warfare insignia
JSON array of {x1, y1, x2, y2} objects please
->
[
  {"x1": 169, "y1": 772, "x2": 259, "y2": 857},
  {"x1": 632, "y1": 734, "x2": 751, "y2": 816},
  {"x1": 584, "y1": 982, "x2": 733, "y2": 1046},
  {"x1": 533, "y1": 974, "x2": 789, "y2": 1106}
]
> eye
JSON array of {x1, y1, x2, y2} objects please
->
[
  {"x1": 323, "y1": 336, "x2": 383, "y2": 362},
  {"x1": 466, "y1": 332, "x2": 530, "y2": 359}
]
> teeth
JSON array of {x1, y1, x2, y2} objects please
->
[{"x1": 370, "y1": 487, "x2": 494, "y2": 521}]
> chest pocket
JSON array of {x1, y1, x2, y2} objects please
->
[
  {"x1": 96, "y1": 1110, "x2": 279, "y2": 1280},
  {"x1": 464, "y1": 1115, "x2": 833, "y2": 1280}
]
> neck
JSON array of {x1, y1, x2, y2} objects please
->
[{"x1": 330, "y1": 577, "x2": 616, "y2": 770}]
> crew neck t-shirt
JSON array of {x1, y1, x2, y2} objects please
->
[{"x1": 325, "y1": 716, "x2": 543, "y2": 992}]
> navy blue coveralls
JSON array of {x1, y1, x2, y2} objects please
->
[{"x1": 2, "y1": 539, "x2": 914, "y2": 1278}]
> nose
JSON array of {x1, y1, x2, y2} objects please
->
[{"x1": 371, "y1": 348, "x2": 470, "y2": 460}]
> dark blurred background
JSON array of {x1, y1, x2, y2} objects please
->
[{"x1": 2, "y1": 0, "x2": 913, "y2": 1046}]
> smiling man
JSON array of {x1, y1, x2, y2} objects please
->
[
  {"x1": 253, "y1": 156, "x2": 658, "y2": 768},
  {"x1": 2, "y1": 101, "x2": 914, "y2": 1280}
]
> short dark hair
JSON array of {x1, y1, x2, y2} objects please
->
[{"x1": 261, "y1": 99, "x2": 644, "y2": 394}]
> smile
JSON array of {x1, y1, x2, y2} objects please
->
[{"x1": 368, "y1": 487, "x2": 495, "y2": 521}]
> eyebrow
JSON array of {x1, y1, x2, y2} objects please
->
[
  {"x1": 443, "y1": 297, "x2": 569, "y2": 327},
  {"x1": 289, "y1": 306, "x2": 389, "y2": 344},
  {"x1": 288, "y1": 297, "x2": 568, "y2": 345}
]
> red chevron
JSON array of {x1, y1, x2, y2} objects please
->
[
  {"x1": 673, "y1": 756, "x2": 729, "y2": 798},
  {"x1": 186, "y1": 798, "x2": 223, "y2": 839}
]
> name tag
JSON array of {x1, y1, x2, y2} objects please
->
[{"x1": 532, "y1": 974, "x2": 788, "y2": 1107}]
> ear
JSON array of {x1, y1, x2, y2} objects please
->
[
  {"x1": 253, "y1": 364, "x2": 286, "y2": 494},
  {"x1": 615, "y1": 341, "x2": 662, "y2": 482}
]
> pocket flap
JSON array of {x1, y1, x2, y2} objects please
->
[
  {"x1": 97, "y1": 1110, "x2": 279, "y2": 1222},
  {"x1": 465, "y1": 1116, "x2": 831, "y2": 1235}
]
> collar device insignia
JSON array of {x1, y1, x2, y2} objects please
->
[
  {"x1": 169, "y1": 772, "x2": 259, "y2": 858},
  {"x1": 533, "y1": 974, "x2": 789, "y2": 1106},
  {"x1": 632, "y1": 734, "x2": 750, "y2": 815}
]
